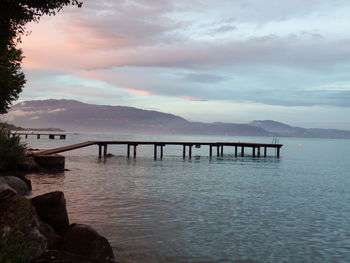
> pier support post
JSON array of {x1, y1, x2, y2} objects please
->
[
  {"x1": 49, "y1": 134, "x2": 55, "y2": 139},
  {"x1": 160, "y1": 145, "x2": 164, "y2": 159},
  {"x1": 134, "y1": 145, "x2": 137, "y2": 158},
  {"x1": 221, "y1": 145, "x2": 224, "y2": 156},
  {"x1": 98, "y1": 145, "x2": 102, "y2": 157},
  {"x1": 37, "y1": 134, "x2": 40, "y2": 139},
  {"x1": 127, "y1": 144, "x2": 130, "y2": 158},
  {"x1": 235, "y1": 146, "x2": 238, "y2": 157},
  {"x1": 209, "y1": 145, "x2": 212, "y2": 157},
  {"x1": 258, "y1": 147, "x2": 261, "y2": 157},
  {"x1": 217, "y1": 146, "x2": 220, "y2": 156},
  {"x1": 154, "y1": 145, "x2": 158, "y2": 160},
  {"x1": 189, "y1": 145, "x2": 192, "y2": 159},
  {"x1": 277, "y1": 147, "x2": 280, "y2": 158},
  {"x1": 25, "y1": 134, "x2": 28, "y2": 139},
  {"x1": 252, "y1": 147, "x2": 256, "y2": 157},
  {"x1": 241, "y1": 146, "x2": 245, "y2": 157},
  {"x1": 103, "y1": 144, "x2": 107, "y2": 156},
  {"x1": 264, "y1": 147, "x2": 267, "y2": 157},
  {"x1": 183, "y1": 145, "x2": 186, "y2": 159}
]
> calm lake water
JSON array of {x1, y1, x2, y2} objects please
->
[{"x1": 24, "y1": 133, "x2": 350, "y2": 262}]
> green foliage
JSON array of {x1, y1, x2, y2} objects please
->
[
  {"x1": 0, "y1": 47, "x2": 26, "y2": 115},
  {"x1": 0, "y1": 123, "x2": 26, "y2": 171},
  {"x1": 0, "y1": 235, "x2": 29, "y2": 263},
  {"x1": 0, "y1": 0, "x2": 82, "y2": 114}
]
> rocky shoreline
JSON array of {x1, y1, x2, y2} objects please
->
[{"x1": 0, "y1": 156, "x2": 117, "y2": 263}]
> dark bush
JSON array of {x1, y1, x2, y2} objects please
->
[{"x1": 0, "y1": 123, "x2": 26, "y2": 171}]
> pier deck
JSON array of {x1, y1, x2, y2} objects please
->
[
  {"x1": 13, "y1": 132, "x2": 66, "y2": 139},
  {"x1": 35, "y1": 140, "x2": 283, "y2": 159}
]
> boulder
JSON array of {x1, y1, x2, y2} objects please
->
[
  {"x1": 0, "y1": 195, "x2": 56, "y2": 262},
  {"x1": 1, "y1": 175, "x2": 28, "y2": 195},
  {"x1": 50, "y1": 224, "x2": 115, "y2": 261},
  {"x1": 17, "y1": 174, "x2": 32, "y2": 191},
  {"x1": 34, "y1": 154, "x2": 65, "y2": 171},
  {"x1": 31, "y1": 191, "x2": 70, "y2": 235},
  {"x1": 39, "y1": 222, "x2": 60, "y2": 247},
  {"x1": 0, "y1": 180, "x2": 17, "y2": 200},
  {"x1": 33, "y1": 250, "x2": 116, "y2": 263},
  {"x1": 21, "y1": 156, "x2": 41, "y2": 171}
]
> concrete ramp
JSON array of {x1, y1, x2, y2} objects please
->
[{"x1": 36, "y1": 141, "x2": 97, "y2": 155}]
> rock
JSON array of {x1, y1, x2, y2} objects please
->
[
  {"x1": 39, "y1": 222, "x2": 59, "y2": 247},
  {"x1": 1, "y1": 175, "x2": 29, "y2": 195},
  {"x1": 34, "y1": 154, "x2": 65, "y2": 171},
  {"x1": 21, "y1": 156, "x2": 41, "y2": 171},
  {"x1": 19, "y1": 174, "x2": 32, "y2": 191},
  {"x1": 50, "y1": 224, "x2": 115, "y2": 261},
  {"x1": 0, "y1": 195, "x2": 56, "y2": 262},
  {"x1": 0, "y1": 179, "x2": 17, "y2": 200},
  {"x1": 14, "y1": 173, "x2": 33, "y2": 191},
  {"x1": 33, "y1": 250, "x2": 116, "y2": 263},
  {"x1": 31, "y1": 191, "x2": 70, "y2": 235}
]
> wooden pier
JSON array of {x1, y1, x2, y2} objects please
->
[
  {"x1": 13, "y1": 132, "x2": 66, "y2": 139},
  {"x1": 36, "y1": 140, "x2": 283, "y2": 159}
]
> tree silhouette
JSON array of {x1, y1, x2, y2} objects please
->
[{"x1": 0, "y1": 0, "x2": 82, "y2": 114}]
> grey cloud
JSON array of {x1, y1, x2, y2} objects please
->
[
  {"x1": 199, "y1": 86, "x2": 350, "y2": 108},
  {"x1": 93, "y1": 64, "x2": 350, "y2": 108},
  {"x1": 180, "y1": 73, "x2": 229, "y2": 83},
  {"x1": 61, "y1": 0, "x2": 187, "y2": 49},
  {"x1": 48, "y1": 0, "x2": 350, "y2": 72},
  {"x1": 195, "y1": 0, "x2": 350, "y2": 23},
  {"x1": 22, "y1": 0, "x2": 350, "y2": 111},
  {"x1": 212, "y1": 25, "x2": 237, "y2": 33},
  {"x1": 86, "y1": 35, "x2": 350, "y2": 71}
]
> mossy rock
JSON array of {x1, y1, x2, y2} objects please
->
[{"x1": 0, "y1": 195, "x2": 49, "y2": 263}]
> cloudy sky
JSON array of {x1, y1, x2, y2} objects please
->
[{"x1": 18, "y1": 0, "x2": 350, "y2": 129}]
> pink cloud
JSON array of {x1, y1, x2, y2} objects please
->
[
  {"x1": 125, "y1": 89, "x2": 152, "y2": 96},
  {"x1": 180, "y1": 96, "x2": 206, "y2": 101}
]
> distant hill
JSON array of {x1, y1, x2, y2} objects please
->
[
  {"x1": 1, "y1": 122, "x2": 64, "y2": 132},
  {"x1": 5, "y1": 100, "x2": 350, "y2": 139},
  {"x1": 250, "y1": 120, "x2": 304, "y2": 135},
  {"x1": 250, "y1": 120, "x2": 350, "y2": 139},
  {"x1": 5, "y1": 99, "x2": 271, "y2": 136}
]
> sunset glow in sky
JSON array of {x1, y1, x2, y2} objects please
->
[{"x1": 18, "y1": 0, "x2": 350, "y2": 129}]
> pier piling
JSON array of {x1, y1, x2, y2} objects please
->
[
  {"x1": 103, "y1": 144, "x2": 107, "y2": 156},
  {"x1": 154, "y1": 145, "x2": 157, "y2": 159}
]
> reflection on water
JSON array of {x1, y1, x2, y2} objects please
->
[{"x1": 26, "y1": 135, "x2": 350, "y2": 262}]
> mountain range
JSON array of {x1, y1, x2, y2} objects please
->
[{"x1": 4, "y1": 99, "x2": 350, "y2": 139}]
